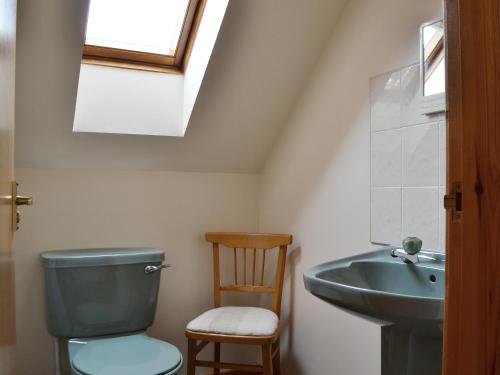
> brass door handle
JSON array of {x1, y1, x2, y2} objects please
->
[
  {"x1": 15, "y1": 195, "x2": 33, "y2": 206},
  {"x1": 11, "y1": 182, "x2": 33, "y2": 231}
]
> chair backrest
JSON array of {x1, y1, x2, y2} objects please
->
[{"x1": 206, "y1": 232, "x2": 293, "y2": 318}]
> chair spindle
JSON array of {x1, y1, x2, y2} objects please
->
[
  {"x1": 233, "y1": 248, "x2": 238, "y2": 284},
  {"x1": 243, "y1": 248, "x2": 247, "y2": 285},
  {"x1": 252, "y1": 248, "x2": 257, "y2": 285},
  {"x1": 260, "y1": 249, "x2": 266, "y2": 286}
]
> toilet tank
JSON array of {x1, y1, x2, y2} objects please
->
[{"x1": 41, "y1": 248, "x2": 165, "y2": 338}]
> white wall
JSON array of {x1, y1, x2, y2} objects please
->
[
  {"x1": 13, "y1": 168, "x2": 258, "y2": 375},
  {"x1": 258, "y1": 1, "x2": 443, "y2": 374},
  {"x1": 74, "y1": 65, "x2": 185, "y2": 136},
  {"x1": 183, "y1": 0, "x2": 229, "y2": 132}
]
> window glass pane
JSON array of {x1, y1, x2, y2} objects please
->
[{"x1": 86, "y1": 0, "x2": 191, "y2": 56}]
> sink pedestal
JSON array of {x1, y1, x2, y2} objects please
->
[{"x1": 382, "y1": 325, "x2": 443, "y2": 375}]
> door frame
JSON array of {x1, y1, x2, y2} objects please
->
[
  {"x1": 443, "y1": 0, "x2": 500, "y2": 373},
  {"x1": 0, "y1": 0, "x2": 17, "y2": 373}
]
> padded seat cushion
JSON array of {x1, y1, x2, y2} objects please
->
[{"x1": 186, "y1": 306, "x2": 279, "y2": 336}]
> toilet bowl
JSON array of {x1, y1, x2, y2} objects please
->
[
  {"x1": 41, "y1": 247, "x2": 182, "y2": 375},
  {"x1": 68, "y1": 332, "x2": 182, "y2": 375}
]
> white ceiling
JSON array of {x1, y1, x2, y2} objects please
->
[{"x1": 15, "y1": 0, "x2": 347, "y2": 173}]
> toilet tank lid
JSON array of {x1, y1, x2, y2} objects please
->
[{"x1": 41, "y1": 247, "x2": 164, "y2": 268}]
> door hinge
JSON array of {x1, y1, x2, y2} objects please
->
[{"x1": 444, "y1": 181, "x2": 462, "y2": 221}]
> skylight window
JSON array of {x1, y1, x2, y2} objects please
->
[{"x1": 83, "y1": 0, "x2": 203, "y2": 72}]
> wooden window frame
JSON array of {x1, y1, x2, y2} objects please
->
[
  {"x1": 82, "y1": 0, "x2": 205, "y2": 74},
  {"x1": 424, "y1": 31, "x2": 444, "y2": 83}
]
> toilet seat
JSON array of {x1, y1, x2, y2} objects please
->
[{"x1": 70, "y1": 332, "x2": 182, "y2": 375}]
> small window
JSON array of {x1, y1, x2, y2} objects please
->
[{"x1": 83, "y1": 0, "x2": 204, "y2": 73}]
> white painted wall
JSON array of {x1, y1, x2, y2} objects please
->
[
  {"x1": 183, "y1": 0, "x2": 229, "y2": 132},
  {"x1": 258, "y1": 1, "x2": 443, "y2": 374},
  {"x1": 13, "y1": 168, "x2": 258, "y2": 375},
  {"x1": 74, "y1": 65, "x2": 185, "y2": 136}
]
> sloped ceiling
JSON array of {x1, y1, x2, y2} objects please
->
[{"x1": 15, "y1": 0, "x2": 347, "y2": 173}]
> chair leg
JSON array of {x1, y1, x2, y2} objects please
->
[
  {"x1": 272, "y1": 338, "x2": 281, "y2": 375},
  {"x1": 262, "y1": 343, "x2": 273, "y2": 375},
  {"x1": 214, "y1": 342, "x2": 221, "y2": 375},
  {"x1": 187, "y1": 338, "x2": 196, "y2": 375}
]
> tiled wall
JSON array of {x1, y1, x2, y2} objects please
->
[{"x1": 370, "y1": 64, "x2": 446, "y2": 252}]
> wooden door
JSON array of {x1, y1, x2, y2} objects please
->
[
  {"x1": 0, "y1": 0, "x2": 17, "y2": 373},
  {"x1": 443, "y1": 0, "x2": 500, "y2": 373}
]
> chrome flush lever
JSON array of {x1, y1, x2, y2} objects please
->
[{"x1": 144, "y1": 264, "x2": 171, "y2": 274}]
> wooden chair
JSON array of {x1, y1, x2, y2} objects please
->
[{"x1": 185, "y1": 232, "x2": 293, "y2": 375}]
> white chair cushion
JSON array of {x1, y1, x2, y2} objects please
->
[{"x1": 186, "y1": 306, "x2": 279, "y2": 336}]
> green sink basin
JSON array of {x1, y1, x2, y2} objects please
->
[
  {"x1": 304, "y1": 247, "x2": 445, "y2": 375},
  {"x1": 304, "y1": 247, "x2": 444, "y2": 324}
]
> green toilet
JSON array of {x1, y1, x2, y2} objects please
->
[{"x1": 41, "y1": 248, "x2": 182, "y2": 375}]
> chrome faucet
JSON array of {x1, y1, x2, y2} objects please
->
[
  {"x1": 390, "y1": 237, "x2": 423, "y2": 264},
  {"x1": 391, "y1": 248, "x2": 419, "y2": 264}
]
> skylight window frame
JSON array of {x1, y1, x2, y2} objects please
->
[{"x1": 82, "y1": 0, "x2": 204, "y2": 73}]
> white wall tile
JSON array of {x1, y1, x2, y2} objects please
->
[
  {"x1": 402, "y1": 123, "x2": 439, "y2": 186},
  {"x1": 438, "y1": 121, "x2": 447, "y2": 186},
  {"x1": 400, "y1": 64, "x2": 429, "y2": 127},
  {"x1": 438, "y1": 187, "x2": 446, "y2": 252},
  {"x1": 371, "y1": 129, "x2": 402, "y2": 187},
  {"x1": 371, "y1": 188, "x2": 402, "y2": 245},
  {"x1": 371, "y1": 64, "x2": 446, "y2": 253},
  {"x1": 370, "y1": 70, "x2": 401, "y2": 131},
  {"x1": 402, "y1": 188, "x2": 439, "y2": 250}
]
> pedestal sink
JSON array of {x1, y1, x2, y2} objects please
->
[{"x1": 304, "y1": 247, "x2": 445, "y2": 375}]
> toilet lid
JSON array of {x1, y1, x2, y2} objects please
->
[{"x1": 72, "y1": 334, "x2": 182, "y2": 375}]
